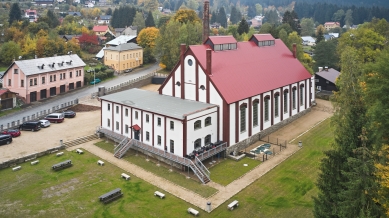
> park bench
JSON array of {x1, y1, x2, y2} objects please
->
[
  {"x1": 56, "y1": 152, "x2": 64, "y2": 156},
  {"x1": 99, "y1": 188, "x2": 123, "y2": 204},
  {"x1": 121, "y1": 173, "x2": 130, "y2": 180},
  {"x1": 76, "y1": 149, "x2": 83, "y2": 154},
  {"x1": 187, "y1": 207, "x2": 199, "y2": 216},
  {"x1": 31, "y1": 160, "x2": 39, "y2": 165},
  {"x1": 154, "y1": 191, "x2": 165, "y2": 199},
  {"x1": 97, "y1": 160, "x2": 104, "y2": 166},
  {"x1": 12, "y1": 166, "x2": 21, "y2": 171},
  {"x1": 52, "y1": 160, "x2": 72, "y2": 171},
  {"x1": 227, "y1": 200, "x2": 239, "y2": 210}
]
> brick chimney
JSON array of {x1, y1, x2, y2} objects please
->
[
  {"x1": 206, "y1": 48, "x2": 212, "y2": 75},
  {"x1": 202, "y1": 0, "x2": 210, "y2": 43},
  {"x1": 293, "y1": 43, "x2": 297, "y2": 58},
  {"x1": 324, "y1": 66, "x2": 329, "y2": 71}
]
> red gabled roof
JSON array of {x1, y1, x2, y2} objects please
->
[
  {"x1": 251, "y1": 34, "x2": 275, "y2": 41},
  {"x1": 93, "y1": 25, "x2": 109, "y2": 32},
  {"x1": 0, "y1": 89, "x2": 9, "y2": 96},
  {"x1": 131, "y1": 124, "x2": 141, "y2": 131},
  {"x1": 207, "y1": 36, "x2": 237, "y2": 44},
  {"x1": 324, "y1": 22, "x2": 340, "y2": 25},
  {"x1": 190, "y1": 38, "x2": 312, "y2": 104}
]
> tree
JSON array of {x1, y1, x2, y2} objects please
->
[
  {"x1": 8, "y1": 3, "x2": 22, "y2": 25},
  {"x1": 279, "y1": 28, "x2": 289, "y2": 48},
  {"x1": 247, "y1": 5, "x2": 256, "y2": 18},
  {"x1": 230, "y1": 6, "x2": 240, "y2": 25},
  {"x1": 0, "y1": 41, "x2": 21, "y2": 65},
  {"x1": 344, "y1": 9, "x2": 353, "y2": 27},
  {"x1": 375, "y1": 145, "x2": 389, "y2": 217},
  {"x1": 332, "y1": 9, "x2": 345, "y2": 23},
  {"x1": 144, "y1": 0, "x2": 159, "y2": 12},
  {"x1": 315, "y1": 25, "x2": 325, "y2": 44},
  {"x1": 217, "y1": 7, "x2": 227, "y2": 28},
  {"x1": 300, "y1": 18, "x2": 315, "y2": 36},
  {"x1": 137, "y1": 27, "x2": 159, "y2": 63},
  {"x1": 264, "y1": 9, "x2": 278, "y2": 25},
  {"x1": 185, "y1": 0, "x2": 199, "y2": 11},
  {"x1": 210, "y1": 11, "x2": 217, "y2": 24},
  {"x1": 173, "y1": 8, "x2": 201, "y2": 24},
  {"x1": 132, "y1": 12, "x2": 146, "y2": 33},
  {"x1": 145, "y1": 11, "x2": 155, "y2": 27},
  {"x1": 282, "y1": 10, "x2": 300, "y2": 34},
  {"x1": 313, "y1": 39, "x2": 339, "y2": 71},
  {"x1": 255, "y1": 3, "x2": 263, "y2": 15},
  {"x1": 106, "y1": 8, "x2": 113, "y2": 15},
  {"x1": 237, "y1": 18, "x2": 249, "y2": 35}
]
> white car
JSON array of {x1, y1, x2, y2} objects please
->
[{"x1": 39, "y1": 120, "x2": 51, "y2": 128}]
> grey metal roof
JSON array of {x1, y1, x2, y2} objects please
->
[
  {"x1": 12, "y1": 54, "x2": 86, "y2": 76},
  {"x1": 100, "y1": 89, "x2": 218, "y2": 120},
  {"x1": 104, "y1": 43, "x2": 141, "y2": 51},
  {"x1": 99, "y1": 15, "x2": 111, "y2": 20},
  {"x1": 106, "y1": 35, "x2": 137, "y2": 46},
  {"x1": 316, "y1": 68, "x2": 340, "y2": 83}
]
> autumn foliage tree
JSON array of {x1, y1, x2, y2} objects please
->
[{"x1": 137, "y1": 27, "x2": 159, "y2": 63}]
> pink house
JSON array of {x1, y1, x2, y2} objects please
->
[{"x1": 1, "y1": 54, "x2": 86, "y2": 104}]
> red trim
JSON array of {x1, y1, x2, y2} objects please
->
[
  {"x1": 186, "y1": 110, "x2": 217, "y2": 121},
  {"x1": 164, "y1": 117, "x2": 167, "y2": 151},
  {"x1": 248, "y1": 97, "x2": 252, "y2": 137},
  {"x1": 223, "y1": 101, "x2": 230, "y2": 146},
  {"x1": 141, "y1": 110, "x2": 143, "y2": 141},
  {"x1": 289, "y1": 85, "x2": 292, "y2": 117},
  {"x1": 280, "y1": 87, "x2": 283, "y2": 121},
  {"x1": 206, "y1": 75, "x2": 210, "y2": 103},
  {"x1": 130, "y1": 107, "x2": 133, "y2": 138},
  {"x1": 183, "y1": 117, "x2": 187, "y2": 156},
  {"x1": 180, "y1": 46, "x2": 185, "y2": 99},
  {"x1": 152, "y1": 114, "x2": 154, "y2": 146},
  {"x1": 100, "y1": 100, "x2": 102, "y2": 126},
  {"x1": 172, "y1": 69, "x2": 175, "y2": 97},
  {"x1": 260, "y1": 94, "x2": 263, "y2": 131},
  {"x1": 111, "y1": 103, "x2": 114, "y2": 131},
  {"x1": 121, "y1": 105, "x2": 123, "y2": 135},
  {"x1": 131, "y1": 124, "x2": 141, "y2": 131},
  {"x1": 297, "y1": 83, "x2": 300, "y2": 113},
  {"x1": 217, "y1": 106, "x2": 220, "y2": 141},
  {"x1": 196, "y1": 64, "x2": 199, "y2": 101},
  {"x1": 271, "y1": 91, "x2": 274, "y2": 125},
  {"x1": 235, "y1": 102, "x2": 239, "y2": 143},
  {"x1": 305, "y1": 79, "x2": 307, "y2": 109}
]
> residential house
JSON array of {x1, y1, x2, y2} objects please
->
[
  {"x1": 315, "y1": 67, "x2": 340, "y2": 92},
  {"x1": 301, "y1": 36, "x2": 316, "y2": 46},
  {"x1": 97, "y1": 0, "x2": 109, "y2": 6},
  {"x1": 328, "y1": 32, "x2": 339, "y2": 38},
  {"x1": 249, "y1": 17, "x2": 262, "y2": 28},
  {"x1": 34, "y1": 0, "x2": 54, "y2": 5},
  {"x1": 85, "y1": 1, "x2": 94, "y2": 7},
  {"x1": 0, "y1": 89, "x2": 18, "y2": 110},
  {"x1": 68, "y1": 12, "x2": 82, "y2": 17},
  {"x1": 98, "y1": 15, "x2": 111, "y2": 25},
  {"x1": 93, "y1": 25, "x2": 110, "y2": 36},
  {"x1": 96, "y1": 35, "x2": 137, "y2": 59},
  {"x1": 210, "y1": 23, "x2": 221, "y2": 29},
  {"x1": 324, "y1": 22, "x2": 340, "y2": 31},
  {"x1": 60, "y1": 35, "x2": 81, "y2": 43},
  {"x1": 115, "y1": 26, "x2": 137, "y2": 37},
  {"x1": 324, "y1": 34, "x2": 335, "y2": 41},
  {"x1": 25, "y1": 9, "x2": 38, "y2": 22},
  {"x1": 104, "y1": 43, "x2": 143, "y2": 72},
  {"x1": 1, "y1": 55, "x2": 86, "y2": 104}
]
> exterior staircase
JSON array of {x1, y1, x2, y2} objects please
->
[
  {"x1": 114, "y1": 138, "x2": 132, "y2": 159},
  {"x1": 63, "y1": 134, "x2": 99, "y2": 148},
  {"x1": 188, "y1": 159, "x2": 210, "y2": 184}
]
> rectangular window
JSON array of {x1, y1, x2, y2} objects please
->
[
  {"x1": 170, "y1": 140, "x2": 174, "y2": 153},
  {"x1": 275, "y1": 94, "x2": 279, "y2": 117},
  {"x1": 157, "y1": 117, "x2": 161, "y2": 126},
  {"x1": 42, "y1": 77, "x2": 45, "y2": 84},
  {"x1": 70, "y1": 72, "x2": 72, "y2": 78},
  {"x1": 125, "y1": 124, "x2": 128, "y2": 133},
  {"x1": 50, "y1": 75, "x2": 53, "y2": 82},
  {"x1": 265, "y1": 98, "x2": 269, "y2": 121},
  {"x1": 34, "y1": 78, "x2": 37, "y2": 85},
  {"x1": 157, "y1": 135, "x2": 161, "y2": 145},
  {"x1": 107, "y1": 118, "x2": 110, "y2": 127},
  {"x1": 146, "y1": 114, "x2": 149, "y2": 123},
  {"x1": 300, "y1": 86, "x2": 304, "y2": 106},
  {"x1": 125, "y1": 108, "x2": 128, "y2": 117},
  {"x1": 284, "y1": 91, "x2": 288, "y2": 113},
  {"x1": 170, "y1": 121, "x2": 174, "y2": 130},
  {"x1": 21, "y1": 79, "x2": 24, "y2": 87},
  {"x1": 240, "y1": 106, "x2": 246, "y2": 132},
  {"x1": 107, "y1": 103, "x2": 111, "y2": 111},
  {"x1": 146, "y1": 131, "x2": 150, "y2": 141},
  {"x1": 54, "y1": 75, "x2": 56, "y2": 81},
  {"x1": 253, "y1": 101, "x2": 258, "y2": 126},
  {"x1": 293, "y1": 89, "x2": 296, "y2": 109},
  {"x1": 8, "y1": 79, "x2": 11, "y2": 86},
  {"x1": 14, "y1": 69, "x2": 18, "y2": 74},
  {"x1": 63, "y1": 73, "x2": 66, "y2": 79},
  {"x1": 116, "y1": 106, "x2": 119, "y2": 114},
  {"x1": 116, "y1": 121, "x2": 119, "y2": 130},
  {"x1": 60, "y1": 74, "x2": 62, "y2": 80},
  {"x1": 135, "y1": 111, "x2": 138, "y2": 119},
  {"x1": 30, "y1": 79, "x2": 33, "y2": 86}
]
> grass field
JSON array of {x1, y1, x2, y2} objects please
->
[{"x1": 0, "y1": 118, "x2": 333, "y2": 217}]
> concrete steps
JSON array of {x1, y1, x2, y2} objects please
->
[{"x1": 64, "y1": 134, "x2": 99, "y2": 148}]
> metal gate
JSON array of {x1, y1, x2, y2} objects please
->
[
  {"x1": 50, "y1": 87, "x2": 56, "y2": 96},
  {"x1": 30, "y1": 91, "x2": 37, "y2": 102},
  {"x1": 60, "y1": 85, "x2": 65, "y2": 93}
]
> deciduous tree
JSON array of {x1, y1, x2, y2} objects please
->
[{"x1": 0, "y1": 41, "x2": 21, "y2": 65}]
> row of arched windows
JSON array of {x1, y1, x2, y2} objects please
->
[
  {"x1": 194, "y1": 117, "x2": 212, "y2": 130},
  {"x1": 194, "y1": 134, "x2": 211, "y2": 149}
]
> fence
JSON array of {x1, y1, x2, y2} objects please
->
[
  {"x1": 0, "y1": 99, "x2": 79, "y2": 131},
  {"x1": 242, "y1": 135, "x2": 288, "y2": 162}
]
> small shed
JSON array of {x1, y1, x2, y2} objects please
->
[
  {"x1": 315, "y1": 67, "x2": 340, "y2": 92},
  {"x1": 0, "y1": 89, "x2": 18, "y2": 110}
]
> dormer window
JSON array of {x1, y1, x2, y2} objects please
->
[
  {"x1": 258, "y1": 40, "x2": 275, "y2": 47},
  {"x1": 214, "y1": 43, "x2": 237, "y2": 51},
  {"x1": 38, "y1": 64, "x2": 45, "y2": 69}
]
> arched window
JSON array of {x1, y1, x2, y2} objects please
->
[
  {"x1": 253, "y1": 99, "x2": 259, "y2": 126},
  {"x1": 205, "y1": 117, "x2": 211, "y2": 126},
  {"x1": 264, "y1": 96, "x2": 270, "y2": 121},
  {"x1": 194, "y1": 138, "x2": 201, "y2": 149},
  {"x1": 240, "y1": 104, "x2": 247, "y2": 132},
  {"x1": 194, "y1": 120, "x2": 201, "y2": 130},
  {"x1": 205, "y1": 135, "x2": 211, "y2": 145},
  {"x1": 283, "y1": 90, "x2": 288, "y2": 113},
  {"x1": 300, "y1": 84, "x2": 305, "y2": 106},
  {"x1": 274, "y1": 93, "x2": 279, "y2": 117},
  {"x1": 292, "y1": 87, "x2": 297, "y2": 109}
]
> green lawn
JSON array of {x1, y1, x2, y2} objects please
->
[
  {"x1": 0, "y1": 107, "x2": 22, "y2": 117},
  {"x1": 209, "y1": 118, "x2": 333, "y2": 218},
  {"x1": 95, "y1": 141, "x2": 218, "y2": 198},
  {"x1": 0, "y1": 150, "x2": 202, "y2": 218},
  {"x1": 210, "y1": 158, "x2": 261, "y2": 186}
]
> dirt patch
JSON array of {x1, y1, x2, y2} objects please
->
[
  {"x1": 42, "y1": 178, "x2": 79, "y2": 199},
  {"x1": 140, "y1": 84, "x2": 161, "y2": 92},
  {"x1": 68, "y1": 104, "x2": 101, "y2": 112}
]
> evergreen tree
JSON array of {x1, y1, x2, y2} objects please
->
[
  {"x1": 315, "y1": 25, "x2": 325, "y2": 44},
  {"x1": 132, "y1": 12, "x2": 145, "y2": 33},
  {"x1": 145, "y1": 11, "x2": 155, "y2": 27},
  {"x1": 106, "y1": 8, "x2": 112, "y2": 15},
  {"x1": 247, "y1": 4, "x2": 256, "y2": 18},
  {"x1": 210, "y1": 11, "x2": 217, "y2": 24},
  {"x1": 217, "y1": 7, "x2": 227, "y2": 28},
  {"x1": 8, "y1": 3, "x2": 22, "y2": 25},
  {"x1": 313, "y1": 39, "x2": 339, "y2": 71},
  {"x1": 230, "y1": 6, "x2": 240, "y2": 25},
  {"x1": 237, "y1": 18, "x2": 249, "y2": 35}
]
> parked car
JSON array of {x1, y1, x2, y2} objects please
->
[
  {"x1": 124, "y1": 68, "x2": 133, "y2": 73},
  {"x1": 39, "y1": 119, "x2": 51, "y2": 128},
  {"x1": 63, "y1": 110, "x2": 76, "y2": 118},
  {"x1": 1, "y1": 129, "x2": 21, "y2": 137},
  {"x1": 90, "y1": 78, "x2": 101, "y2": 85},
  {"x1": 0, "y1": 134, "x2": 12, "y2": 145},
  {"x1": 19, "y1": 121, "x2": 41, "y2": 132},
  {"x1": 45, "y1": 113, "x2": 64, "y2": 123}
]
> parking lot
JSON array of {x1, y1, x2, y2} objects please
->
[{"x1": 0, "y1": 110, "x2": 100, "y2": 163}]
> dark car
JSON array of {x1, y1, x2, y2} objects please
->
[
  {"x1": 63, "y1": 110, "x2": 76, "y2": 118},
  {"x1": 19, "y1": 121, "x2": 41, "y2": 132},
  {"x1": 1, "y1": 129, "x2": 21, "y2": 137},
  {"x1": 0, "y1": 134, "x2": 12, "y2": 145}
]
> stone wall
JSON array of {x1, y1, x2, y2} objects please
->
[{"x1": 226, "y1": 108, "x2": 312, "y2": 154}]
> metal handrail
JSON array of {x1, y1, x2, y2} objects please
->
[
  {"x1": 195, "y1": 156, "x2": 210, "y2": 179},
  {"x1": 196, "y1": 142, "x2": 228, "y2": 161}
]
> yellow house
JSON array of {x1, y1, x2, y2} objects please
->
[{"x1": 104, "y1": 43, "x2": 143, "y2": 72}]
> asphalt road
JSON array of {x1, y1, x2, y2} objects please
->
[{"x1": 0, "y1": 64, "x2": 160, "y2": 127}]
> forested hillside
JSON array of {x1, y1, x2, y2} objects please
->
[{"x1": 238, "y1": 0, "x2": 389, "y2": 7}]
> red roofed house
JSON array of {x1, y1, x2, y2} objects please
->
[
  {"x1": 93, "y1": 25, "x2": 109, "y2": 36},
  {"x1": 159, "y1": 34, "x2": 315, "y2": 152},
  {"x1": 324, "y1": 22, "x2": 340, "y2": 31}
]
